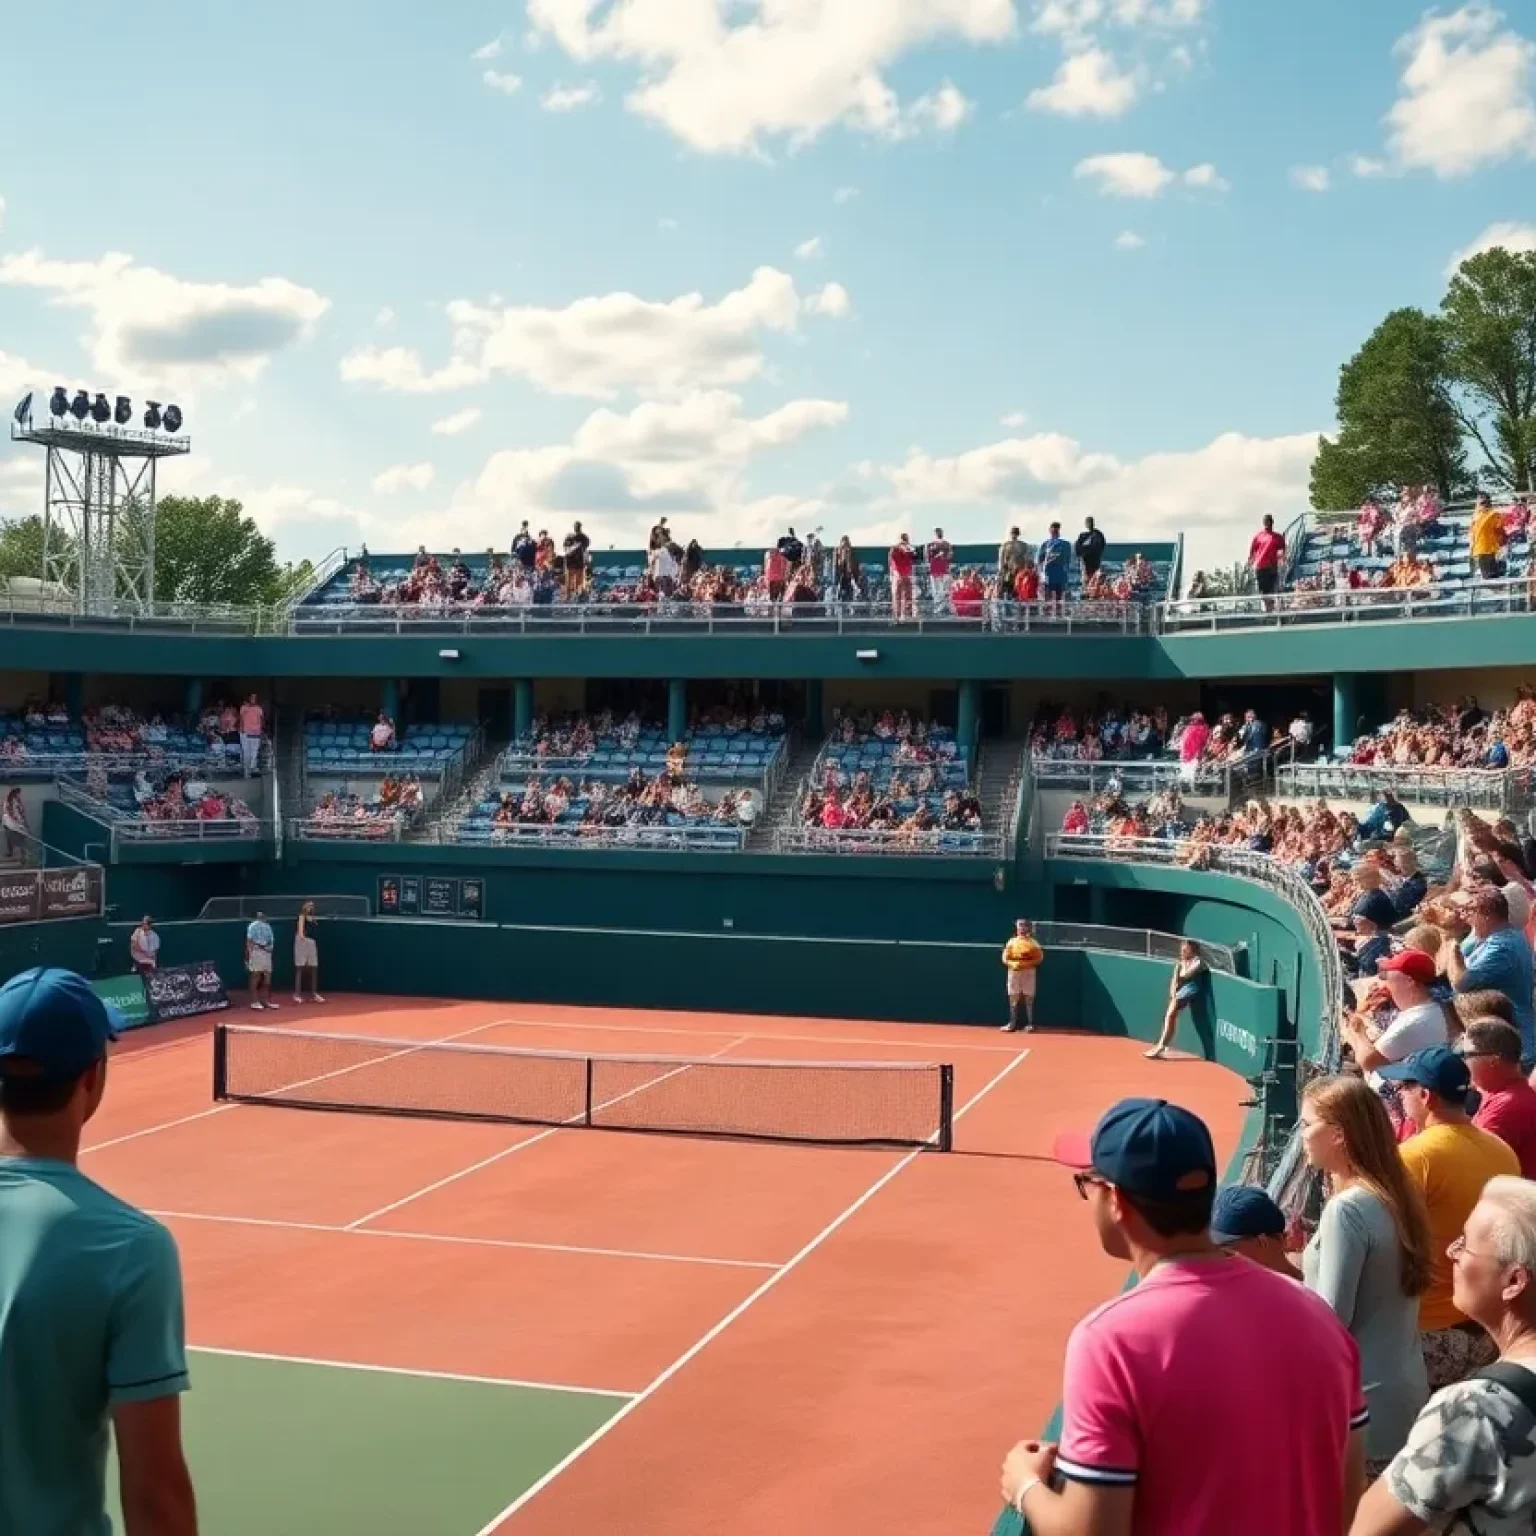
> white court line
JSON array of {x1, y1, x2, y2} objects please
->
[
  {"x1": 82, "y1": 1014, "x2": 537, "y2": 1156},
  {"x1": 448, "y1": 1012, "x2": 1028, "y2": 1055},
  {"x1": 342, "y1": 1035, "x2": 754, "y2": 1231},
  {"x1": 143, "y1": 1208, "x2": 780, "y2": 1271},
  {"x1": 473, "y1": 1047, "x2": 1032, "y2": 1536},
  {"x1": 188, "y1": 1345, "x2": 635, "y2": 1400}
]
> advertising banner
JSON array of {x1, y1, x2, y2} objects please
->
[
  {"x1": 0, "y1": 867, "x2": 104, "y2": 925},
  {"x1": 91, "y1": 974, "x2": 154, "y2": 1030},
  {"x1": 143, "y1": 961, "x2": 230, "y2": 1022}
]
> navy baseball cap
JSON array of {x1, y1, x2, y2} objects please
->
[
  {"x1": 1053, "y1": 1097, "x2": 1217, "y2": 1202},
  {"x1": 1211, "y1": 1185, "x2": 1286, "y2": 1244},
  {"x1": 0, "y1": 967, "x2": 122, "y2": 1082},
  {"x1": 1377, "y1": 1045, "x2": 1473, "y2": 1108}
]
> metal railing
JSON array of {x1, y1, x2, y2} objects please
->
[
  {"x1": 285, "y1": 597, "x2": 1151, "y2": 636},
  {"x1": 1158, "y1": 575, "x2": 1535, "y2": 632},
  {"x1": 773, "y1": 825, "x2": 1004, "y2": 857},
  {"x1": 0, "y1": 591, "x2": 263, "y2": 633},
  {"x1": 496, "y1": 736, "x2": 787, "y2": 789},
  {"x1": 290, "y1": 813, "x2": 406, "y2": 843},
  {"x1": 435, "y1": 821, "x2": 748, "y2": 851},
  {"x1": 1276, "y1": 761, "x2": 1528, "y2": 812},
  {"x1": 1028, "y1": 920, "x2": 1237, "y2": 972},
  {"x1": 55, "y1": 780, "x2": 272, "y2": 855},
  {"x1": 0, "y1": 746, "x2": 267, "y2": 781},
  {"x1": 1032, "y1": 755, "x2": 1243, "y2": 796}
]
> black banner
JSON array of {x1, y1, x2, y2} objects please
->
[
  {"x1": 378, "y1": 874, "x2": 484, "y2": 922},
  {"x1": 144, "y1": 961, "x2": 230, "y2": 1022},
  {"x1": 0, "y1": 867, "x2": 103, "y2": 926}
]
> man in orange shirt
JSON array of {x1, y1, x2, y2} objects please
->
[
  {"x1": 237, "y1": 694, "x2": 264, "y2": 778},
  {"x1": 1001, "y1": 918, "x2": 1044, "y2": 1033}
]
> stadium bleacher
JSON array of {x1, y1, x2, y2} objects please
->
[
  {"x1": 1290, "y1": 500, "x2": 1530, "y2": 590},
  {"x1": 304, "y1": 719, "x2": 475, "y2": 775}
]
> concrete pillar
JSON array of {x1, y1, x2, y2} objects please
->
[
  {"x1": 381, "y1": 678, "x2": 400, "y2": 724},
  {"x1": 667, "y1": 678, "x2": 688, "y2": 744},
  {"x1": 64, "y1": 672, "x2": 83, "y2": 719},
  {"x1": 183, "y1": 678, "x2": 204, "y2": 716},
  {"x1": 804, "y1": 679, "x2": 823, "y2": 737},
  {"x1": 1332, "y1": 673, "x2": 1360, "y2": 752},
  {"x1": 513, "y1": 679, "x2": 533, "y2": 741},
  {"x1": 957, "y1": 679, "x2": 981, "y2": 772}
]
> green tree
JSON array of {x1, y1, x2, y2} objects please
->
[
  {"x1": 150, "y1": 495, "x2": 286, "y2": 607},
  {"x1": 1441, "y1": 247, "x2": 1536, "y2": 494},
  {"x1": 1309, "y1": 308, "x2": 1468, "y2": 509},
  {"x1": 0, "y1": 515, "x2": 49, "y2": 582}
]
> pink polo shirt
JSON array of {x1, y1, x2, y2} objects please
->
[{"x1": 1058, "y1": 1257, "x2": 1366, "y2": 1534}]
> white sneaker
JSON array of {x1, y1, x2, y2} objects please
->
[
  {"x1": 311, "y1": 994, "x2": 326, "y2": 1003},
  {"x1": 293, "y1": 995, "x2": 304, "y2": 1003},
  {"x1": 264, "y1": 1000, "x2": 279, "y2": 1009},
  {"x1": 251, "y1": 1000, "x2": 264, "y2": 1010}
]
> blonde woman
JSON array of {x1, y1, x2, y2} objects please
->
[
  {"x1": 293, "y1": 901, "x2": 324, "y2": 1005},
  {"x1": 1300, "y1": 1075, "x2": 1432, "y2": 1476}
]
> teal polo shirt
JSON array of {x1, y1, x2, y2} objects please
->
[{"x1": 0, "y1": 1157, "x2": 189, "y2": 1535}]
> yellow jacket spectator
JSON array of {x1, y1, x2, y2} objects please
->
[
  {"x1": 1469, "y1": 496, "x2": 1506, "y2": 580},
  {"x1": 1001, "y1": 919, "x2": 1043, "y2": 1033}
]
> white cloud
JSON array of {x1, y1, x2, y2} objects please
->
[
  {"x1": 905, "y1": 81, "x2": 974, "y2": 133},
  {"x1": 1182, "y1": 161, "x2": 1228, "y2": 190},
  {"x1": 1290, "y1": 164, "x2": 1330, "y2": 192},
  {"x1": 1349, "y1": 153, "x2": 1389, "y2": 178},
  {"x1": 542, "y1": 81, "x2": 601, "y2": 111},
  {"x1": 1032, "y1": 0, "x2": 1208, "y2": 41},
  {"x1": 1387, "y1": 4, "x2": 1536, "y2": 178},
  {"x1": 0, "y1": 349, "x2": 47, "y2": 400},
  {"x1": 658, "y1": 216, "x2": 679, "y2": 230},
  {"x1": 794, "y1": 235, "x2": 823, "y2": 260},
  {"x1": 0, "y1": 196, "x2": 6, "y2": 234},
  {"x1": 1114, "y1": 229, "x2": 1145, "y2": 249},
  {"x1": 1000, "y1": 410, "x2": 1030, "y2": 428},
  {"x1": 473, "y1": 36, "x2": 503, "y2": 61},
  {"x1": 372, "y1": 462, "x2": 436, "y2": 494},
  {"x1": 0, "y1": 248, "x2": 328, "y2": 388},
  {"x1": 834, "y1": 186, "x2": 861, "y2": 204},
  {"x1": 483, "y1": 70, "x2": 523, "y2": 95},
  {"x1": 524, "y1": 0, "x2": 1015, "y2": 154},
  {"x1": 861, "y1": 425, "x2": 1315, "y2": 575},
  {"x1": 1445, "y1": 220, "x2": 1536, "y2": 275},
  {"x1": 374, "y1": 306, "x2": 395, "y2": 328},
  {"x1": 806, "y1": 282, "x2": 852, "y2": 318},
  {"x1": 340, "y1": 266, "x2": 841, "y2": 401},
  {"x1": 1027, "y1": 47, "x2": 1139, "y2": 117},
  {"x1": 430, "y1": 407, "x2": 484, "y2": 436}
]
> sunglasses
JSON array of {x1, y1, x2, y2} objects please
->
[{"x1": 1072, "y1": 1172, "x2": 1108, "y2": 1200}]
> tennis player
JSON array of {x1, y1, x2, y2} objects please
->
[
  {"x1": 1001, "y1": 918, "x2": 1044, "y2": 1033},
  {"x1": 245, "y1": 909, "x2": 277, "y2": 1010},
  {"x1": 0, "y1": 967, "x2": 198, "y2": 1534},
  {"x1": 292, "y1": 900, "x2": 325, "y2": 1005}
]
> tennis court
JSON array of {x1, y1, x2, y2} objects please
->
[{"x1": 87, "y1": 996, "x2": 1247, "y2": 1535}]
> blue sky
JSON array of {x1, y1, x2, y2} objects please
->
[{"x1": 1, "y1": 0, "x2": 1533, "y2": 574}]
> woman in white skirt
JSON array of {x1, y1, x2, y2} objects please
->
[{"x1": 293, "y1": 900, "x2": 325, "y2": 1004}]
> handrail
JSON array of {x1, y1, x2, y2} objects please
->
[
  {"x1": 436, "y1": 821, "x2": 747, "y2": 851},
  {"x1": 1159, "y1": 574, "x2": 1534, "y2": 631},
  {"x1": 55, "y1": 780, "x2": 271, "y2": 845},
  {"x1": 1276, "y1": 761, "x2": 1527, "y2": 812},
  {"x1": 774, "y1": 826, "x2": 1003, "y2": 857}
]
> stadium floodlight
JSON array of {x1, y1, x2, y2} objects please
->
[
  {"x1": 13, "y1": 393, "x2": 32, "y2": 427},
  {"x1": 90, "y1": 393, "x2": 111, "y2": 424},
  {"x1": 162, "y1": 404, "x2": 184, "y2": 434},
  {"x1": 70, "y1": 390, "x2": 90, "y2": 421},
  {"x1": 142, "y1": 401, "x2": 162, "y2": 430},
  {"x1": 114, "y1": 395, "x2": 132, "y2": 426},
  {"x1": 49, "y1": 386, "x2": 69, "y2": 418}
]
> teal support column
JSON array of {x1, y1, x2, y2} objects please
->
[
  {"x1": 957, "y1": 680, "x2": 981, "y2": 772},
  {"x1": 184, "y1": 679, "x2": 204, "y2": 716},
  {"x1": 667, "y1": 679, "x2": 688, "y2": 744},
  {"x1": 381, "y1": 679, "x2": 400, "y2": 723},
  {"x1": 1332, "y1": 674, "x2": 1360, "y2": 751},
  {"x1": 64, "y1": 673, "x2": 83, "y2": 719},
  {"x1": 804, "y1": 680, "x2": 823, "y2": 736},
  {"x1": 513, "y1": 679, "x2": 533, "y2": 742}
]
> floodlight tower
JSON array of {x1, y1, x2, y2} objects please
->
[{"x1": 9, "y1": 389, "x2": 189, "y2": 614}]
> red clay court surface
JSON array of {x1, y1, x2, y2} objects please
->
[{"x1": 91, "y1": 996, "x2": 1247, "y2": 1535}]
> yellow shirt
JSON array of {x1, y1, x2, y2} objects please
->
[
  {"x1": 1470, "y1": 507, "x2": 1505, "y2": 559},
  {"x1": 1399, "y1": 1121, "x2": 1520, "y2": 1331},
  {"x1": 1002, "y1": 936, "x2": 1043, "y2": 972}
]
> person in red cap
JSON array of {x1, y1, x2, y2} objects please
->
[
  {"x1": 0, "y1": 967, "x2": 197, "y2": 1535},
  {"x1": 1340, "y1": 947, "x2": 1449, "y2": 1090},
  {"x1": 1000, "y1": 1097, "x2": 1368, "y2": 1534}
]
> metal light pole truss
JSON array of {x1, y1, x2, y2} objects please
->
[{"x1": 11, "y1": 414, "x2": 189, "y2": 615}]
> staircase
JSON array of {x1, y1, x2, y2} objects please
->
[
  {"x1": 414, "y1": 747, "x2": 504, "y2": 843},
  {"x1": 272, "y1": 706, "x2": 306, "y2": 853},
  {"x1": 752, "y1": 734, "x2": 823, "y2": 849},
  {"x1": 975, "y1": 733, "x2": 1029, "y2": 852}
]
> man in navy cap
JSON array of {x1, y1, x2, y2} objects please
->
[
  {"x1": 0, "y1": 967, "x2": 198, "y2": 1535},
  {"x1": 1210, "y1": 1184, "x2": 1298, "y2": 1278},
  {"x1": 1000, "y1": 1097, "x2": 1367, "y2": 1534}
]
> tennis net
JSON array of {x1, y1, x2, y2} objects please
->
[{"x1": 213, "y1": 1025, "x2": 954, "y2": 1151}]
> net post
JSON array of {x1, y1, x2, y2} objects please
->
[
  {"x1": 584, "y1": 1056, "x2": 594, "y2": 1127},
  {"x1": 212, "y1": 1025, "x2": 228, "y2": 1102},
  {"x1": 937, "y1": 1064, "x2": 954, "y2": 1152}
]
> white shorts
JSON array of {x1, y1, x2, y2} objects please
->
[
  {"x1": 294, "y1": 937, "x2": 318, "y2": 968},
  {"x1": 1007, "y1": 968, "x2": 1038, "y2": 999},
  {"x1": 247, "y1": 952, "x2": 273, "y2": 975}
]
